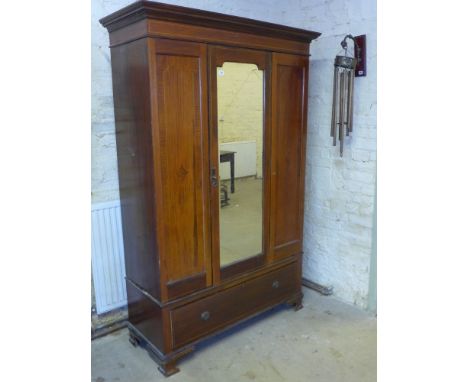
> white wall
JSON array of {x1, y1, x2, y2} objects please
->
[
  {"x1": 276, "y1": 0, "x2": 377, "y2": 309},
  {"x1": 92, "y1": 0, "x2": 376, "y2": 309}
]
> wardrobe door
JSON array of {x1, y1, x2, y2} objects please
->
[
  {"x1": 149, "y1": 38, "x2": 212, "y2": 301},
  {"x1": 270, "y1": 53, "x2": 309, "y2": 261},
  {"x1": 207, "y1": 46, "x2": 271, "y2": 283}
]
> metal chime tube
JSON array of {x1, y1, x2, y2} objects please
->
[
  {"x1": 345, "y1": 70, "x2": 351, "y2": 136},
  {"x1": 331, "y1": 66, "x2": 339, "y2": 146},
  {"x1": 339, "y1": 71, "x2": 345, "y2": 156},
  {"x1": 348, "y1": 69, "x2": 355, "y2": 133}
]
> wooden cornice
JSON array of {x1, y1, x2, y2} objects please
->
[{"x1": 99, "y1": 0, "x2": 320, "y2": 43}]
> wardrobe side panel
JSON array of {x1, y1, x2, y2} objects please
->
[{"x1": 110, "y1": 39, "x2": 161, "y2": 300}]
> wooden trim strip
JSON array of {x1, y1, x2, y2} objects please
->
[{"x1": 220, "y1": 254, "x2": 265, "y2": 281}]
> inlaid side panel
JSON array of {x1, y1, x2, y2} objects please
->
[
  {"x1": 150, "y1": 39, "x2": 211, "y2": 300},
  {"x1": 270, "y1": 53, "x2": 309, "y2": 260},
  {"x1": 156, "y1": 56, "x2": 202, "y2": 278},
  {"x1": 275, "y1": 64, "x2": 302, "y2": 244}
]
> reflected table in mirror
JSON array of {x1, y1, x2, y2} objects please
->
[{"x1": 219, "y1": 150, "x2": 236, "y2": 193}]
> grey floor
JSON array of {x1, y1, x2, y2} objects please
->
[
  {"x1": 92, "y1": 289, "x2": 376, "y2": 382},
  {"x1": 220, "y1": 177, "x2": 263, "y2": 266}
]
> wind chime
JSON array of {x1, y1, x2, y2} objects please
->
[{"x1": 331, "y1": 34, "x2": 361, "y2": 157}]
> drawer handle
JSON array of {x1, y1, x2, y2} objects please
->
[
  {"x1": 272, "y1": 280, "x2": 280, "y2": 289},
  {"x1": 200, "y1": 311, "x2": 210, "y2": 321}
]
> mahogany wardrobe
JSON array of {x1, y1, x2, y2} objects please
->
[{"x1": 100, "y1": 0, "x2": 320, "y2": 376}]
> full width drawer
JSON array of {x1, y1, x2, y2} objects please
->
[{"x1": 170, "y1": 263, "x2": 297, "y2": 348}]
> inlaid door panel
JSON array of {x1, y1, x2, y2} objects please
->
[
  {"x1": 270, "y1": 53, "x2": 309, "y2": 261},
  {"x1": 149, "y1": 38, "x2": 211, "y2": 300}
]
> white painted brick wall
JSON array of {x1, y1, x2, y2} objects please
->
[
  {"x1": 268, "y1": 0, "x2": 377, "y2": 309},
  {"x1": 92, "y1": 0, "x2": 376, "y2": 309}
]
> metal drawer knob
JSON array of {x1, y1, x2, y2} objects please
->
[
  {"x1": 200, "y1": 311, "x2": 210, "y2": 321},
  {"x1": 272, "y1": 280, "x2": 279, "y2": 289}
]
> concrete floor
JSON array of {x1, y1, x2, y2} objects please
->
[
  {"x1": 220, "y1": 177, "x2": 263, "y2": 266},
  {"x1": 92, "y1": 289, "x2": 376, "y2": 382}
]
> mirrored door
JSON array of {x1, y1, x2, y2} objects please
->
[{"x1": 209, "y1": 47, "x2": 270, "y2": 282}]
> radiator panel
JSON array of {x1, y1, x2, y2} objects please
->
[{"x1": 91, "y1": 200, "x2": 127, "y2": 314}]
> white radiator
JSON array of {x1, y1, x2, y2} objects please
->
[
  {"x1": 91, "y1": 200, "x2": 127, "y2": 314},
  {"x1": 219, "y1": 140, "x2": 258, "y2": 179}
]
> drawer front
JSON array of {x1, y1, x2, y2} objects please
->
[{"x1": 171, "y1": 263, "x2": 297, "y2": 348}]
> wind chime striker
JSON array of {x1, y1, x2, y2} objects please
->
[{"x1": 331, "y1": 34, "x2": 361, "y2": 157}]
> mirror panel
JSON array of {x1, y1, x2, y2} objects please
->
[{"x1": 217, "y1": 62, "x2": 264, "y2": 268}]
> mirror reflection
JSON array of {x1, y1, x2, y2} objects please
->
[{"x1": 217, "y1": 62, "x2": 264, "y2": 267}]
